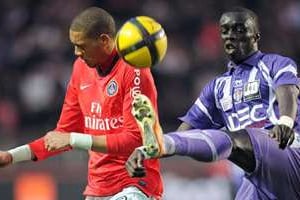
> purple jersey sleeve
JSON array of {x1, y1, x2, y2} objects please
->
[
  {"x1": 179, "y1": 79, "x2": 224, "y2": 129},
  {"x1": 265, "y1": 55, "x2": 300, "y2": 89}
]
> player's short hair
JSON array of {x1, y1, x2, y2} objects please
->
[
  {"x1": 70, "y1": 7, "x2": 116, "y2": 38},
  {"x1": 223, "y1": 7, "x2": 259, "y2": 32}
]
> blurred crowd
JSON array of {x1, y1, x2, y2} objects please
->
[
  {"x1": 0, "y1": 0, "x2": 300, "y2": 141},
  {"x1": 0, "y1": 0, "x2": 300, "y2": 199}
]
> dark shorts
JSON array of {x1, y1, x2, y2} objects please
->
[{"x1": 235, "y1": 128, "x2": 300, "y2": 200}]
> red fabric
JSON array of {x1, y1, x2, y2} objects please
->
[
  {"x1": 29, "y1": 138, "x2": 70, "y2": 160},
  {"x1": 29, "y1": 55, "x2": 163, "y2": 198}
]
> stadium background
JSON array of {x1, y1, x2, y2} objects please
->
[{"x1": 0, "y1": 0, "x2": 299, "y2": 199}]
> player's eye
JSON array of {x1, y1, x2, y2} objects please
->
[{"x1": 220, "y1": 27, "x2": 228, "y2": 34}]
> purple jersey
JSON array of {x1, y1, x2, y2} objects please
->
[
  {"x1": 180, "y1": 51, "x2": 300, "y2": 132},
  {"x1": 179, "y1": 51, "x2": 300, "y2": 199}
]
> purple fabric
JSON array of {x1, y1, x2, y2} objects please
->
[
  {"x1": 167, "y1": 129, "x2": 232, "y2": 162},
  {"x1": 180, "y1": 51, "x2": 300, "y2": 132},
  {"x1": 235, "y1": 128, "x2": 300, "y2": 200}
]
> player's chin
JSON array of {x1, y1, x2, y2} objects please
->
[
  {"x1": 85, "y1": 60, "x2": 97, "y2": 68},
  {"x1": 224, "y1": 48, "x2": 236, "y2": 56},
  {"x1": 226, "y1": 51, "x2": 242, "y2": 62}
]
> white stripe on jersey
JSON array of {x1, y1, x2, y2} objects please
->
[
  {"x1": 195, "y1": 98, "x2": 222, "y2": 126},
  {"x1": 248, "y1": 67, "x2": 258, "y2": 82},
  {"x1": 258, "y1": 61, "x2": 278, "y2": 124},
  {"x1": 273, "y1": 64, "x2": 297, "y2": 82},
  {"x1": 214, "y1": 76, "x2": 232, "y2": 109}
]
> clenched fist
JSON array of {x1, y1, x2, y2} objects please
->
[
  {"x1": 0, "y1": 151, "x2": 12, "y2": 167},
  {"x1": 44, "y1": 131, "x2": 70, "y2": 151},
  {"x1": 125, "y1": 147, "x2": 147, "y2": 177},
  {"x1": 269, "y1": 124, "x2": 295, "y2": 149}
]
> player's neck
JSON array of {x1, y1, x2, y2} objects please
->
[
  {"x1": 233, "y1": 49, "x2": 259, "y2": 65},
  {"x1": 96, "y1": 48, "x2": 119, "y2": 76}
]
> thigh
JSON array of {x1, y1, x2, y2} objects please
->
[
  {"x1": 110, "y1": 186, "x2": 152, "y2": 200},
  {"x1": 245, "y1": 128, "x2": 300, "y2": 199}
]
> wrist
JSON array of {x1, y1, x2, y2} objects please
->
[
  {"x1": 70, "y1": 132, "x2": 92, "y2": 150},
  {"x1": 278, "y1": 115, "x2": 294, "y2": 129},
  {"x1": 8, "y1": 145, "x2": 32, "y2": 163}
]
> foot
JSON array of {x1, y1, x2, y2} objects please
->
[{"x1": 132, "y1": 94, "x2": 165, "y2": 158}]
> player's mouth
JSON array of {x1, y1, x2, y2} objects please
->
[
  {"x1": 224, "y1": 42, "x2": 237, "y2": 54},
  {"x1": 225, "y1": 42, "x2": 236, "y2": 50}
]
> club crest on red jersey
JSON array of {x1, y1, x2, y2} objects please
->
[{"x1": 106, "y1": 80, "x2": 118, "y2": 96}]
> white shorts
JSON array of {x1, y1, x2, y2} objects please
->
[{"x1": 85, "y1": 186, "x2": 153, "y2": 200}]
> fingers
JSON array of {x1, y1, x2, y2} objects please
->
[
  {"x1": 137, "y1": 150, "x2": 145, "y2": 168},
  {"x1": 278, "y1": 126, "x2": 286, "y2": 149},
  {"x1": 268, "y1": 131, "x2": 275, "y2": 138},
  {"x1": 126, "y1": 162, "x2": 146, "y2": 177},
  {"x1": 277, "y1": 125, "x2": 294, "y2": 149},
  {"x1": 44, "y1": 137, "x2": 59, "y2": 151},
  {"x1": 288, "y1": 131, "x2": 295, "y2": 146},
  {"x1": 125, "y1": 149, "x2": 146, "y2": 177},
  {"x1": 270, "y1": 125, "x2": 295, "y2": 150},
  {"x1": 279, "y1": 136, "x2": 288, "y2": 149}
]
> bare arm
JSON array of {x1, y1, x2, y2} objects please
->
[
  {"x1": 270, "y1": 84, "x2": 299, "y2": 149},
  {"x1": 276, "y1": 85, "x2": 299, "y2": 119}
]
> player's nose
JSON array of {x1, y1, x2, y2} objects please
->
[
  {"x1": 223, "y1": 29, "x2": 236, "y2": 41},
  {"x1": 74, "y1": 46, "x2": 84, "y2": 57}
]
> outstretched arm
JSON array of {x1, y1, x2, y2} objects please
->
[
  {"x1": 0, "y1": 145, "x2": 34, "y2": 168},
  {"x1": 44, "y1": 67, "x2": 159, "y2": 157}
]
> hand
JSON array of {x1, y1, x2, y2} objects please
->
[
  {"x1": 125, "y1": 147, "x2": 147, "y2": 177},
  {"x1": 269, "y1": 124, "x2": 295, "y2": 149},
  {"x1": 44, "y1": 131, "x2": 70, "y2": 151},
  {"x1": 0, "y1": 151, "x2": 12, "y2": 167}
]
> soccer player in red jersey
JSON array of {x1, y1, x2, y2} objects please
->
[{"x1": 0, "y1": 7, "x2": 163, "y2": 200}]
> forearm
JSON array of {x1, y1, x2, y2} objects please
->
[
  {"x1": 91, "y1": 135, "x2": 107, "y2": 152},
  {"x1": 69, "y1": 132, "x2": 140, "y2": 156},
  {"x1": 30, "y1": 137, "x2": 70, "y2": 160},
  {"x1": 68, "y1": 133, "x2": 108, "y2": 152},
  {"x1": 8, "y1": 145, "x2": 34, "y2": 163},
  {"x1": 276, "y1": 85, "x2": 299, "y2": 119},
  {"x1": 276, "y1": 85, "x2": 299, "y2": 128}
]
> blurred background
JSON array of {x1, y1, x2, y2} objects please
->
[{"x1": 0, "y1": 0, "x2": 299, "y2": 199}]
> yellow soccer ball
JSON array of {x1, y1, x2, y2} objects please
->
[{"x1": 116, "y1": 16, "x2": 167, "y2": 68}]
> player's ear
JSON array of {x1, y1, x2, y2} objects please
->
[{"x1": 98, "y1": 34, "x2": 110, "y2": 44}]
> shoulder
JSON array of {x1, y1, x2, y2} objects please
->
[
  {"x1": 261, "y1": 53, "x2": 296, "y2": 67},
  {"x1": 120, "y1": 59, "x2": 152, "y2": 77},
  {"x1": 201, "y1": 75, "x2": 225, "y2": 95}
]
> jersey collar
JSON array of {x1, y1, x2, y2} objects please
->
[{"x1": 227, "y1": 51, "x2": 264, "y2": 74}]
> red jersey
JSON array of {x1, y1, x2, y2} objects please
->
[{"x1": 28, "y1": 52, "x2": 163, "y2": 198}]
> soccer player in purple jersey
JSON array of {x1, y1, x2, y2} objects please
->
[{"x1": 126, "y1": 7, "x2": 300, "y2": 200}]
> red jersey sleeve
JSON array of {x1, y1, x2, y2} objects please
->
[
  {"x1": 106, "y1": 66, "x2": 158, "y2": 156},
  {"x1": 29, "y1": 60, "x2": 85, "y2": 160}
]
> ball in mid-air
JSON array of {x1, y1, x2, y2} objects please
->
[{"x1": 116, "y1": 16, "x2": 167, "y2": 68}]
